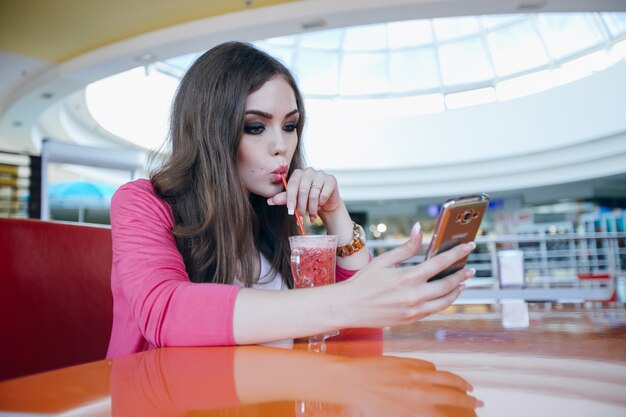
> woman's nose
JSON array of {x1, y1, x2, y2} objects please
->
[{"x1": 271, "y1": 130, "x2": 288, "y2": 155}]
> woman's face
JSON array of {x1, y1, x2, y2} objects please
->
[{"x1": 237, "y1": 75, "x2": 299, "y2": 197}]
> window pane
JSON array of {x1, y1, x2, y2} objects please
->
[
  {"x1": 482, "y1": 14, "x2": 524, "y2": 30},
  {"x1": 602, "y1": 13, "x2": 626, "y2": 37},
  {"x1": 433, "y1": 16, "x2": 480, "y2": 41},
  {"x1": 86, "y1": 67, "x2": 175, "y2": 150},
  {"x1": 340, "y1": 52, "x2": 387, "y2": 95},
  {"x1": 389, "y1": 47, "x2": 440, "y2": 92},
  {"x1": 295, "y1": 50, "x2": 339, "y2": 96},
  {"x1": 387, "y1": 20, "x2": 433, "y2": 48},
  {"x1": 439, "y1": 37, "x2": 494, "y2": 86},
  {"x1": 265, "y1": 36, "x2": 296, "y2": 46},
  {"x1": 163, "y1": 52, "x2": 200, "y2": 72},
  {"x1": 299, "y1": 29, "x2": 343, "y2": 50},
  {"x1": 488, "y1": 20, "x2": 549, "y2": 76},
  {"x1": 343, "y1": 24, "x2": 387, "y2": 51},
  {"x1": 253, "y1": 42, "x2": 294, "y2": 67},
  {"x1": 539, "y1": 14, "x2": 604, "y2": 60}
]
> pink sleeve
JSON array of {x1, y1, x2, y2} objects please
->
[
  {"x1": 110, "y1": 181, "x2": 240, "y2": 348},
  {"x1": 335, "y1": 252, "x2": 372, "y2": 283},
  {"x1": 111, "y1": 348, "x2": 240, "y2": 416}
]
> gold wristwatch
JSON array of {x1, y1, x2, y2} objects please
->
[{"x1": 336, "y1": 222, "x2": 367, "y2": 257}]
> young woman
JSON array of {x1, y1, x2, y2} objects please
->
[{"x1": 106, "y1": 41, "x2": 476, "y2": 358}]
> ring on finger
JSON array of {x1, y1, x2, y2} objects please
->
[{"x1": 311, "y1": 183, "x2": 322, "y2": 189}]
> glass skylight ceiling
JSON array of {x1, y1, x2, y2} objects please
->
[
  {"x1": 160, "y1": 12, "x2": 626, "y2": 99},
  {"x1": 86, "y1": 13, "x2": 626, "y2": 149}
]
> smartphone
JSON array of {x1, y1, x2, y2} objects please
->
[{"x1": 425, "y1": 193, "x2": 489, "y2": 282}]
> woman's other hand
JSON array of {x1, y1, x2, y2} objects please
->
[
  {"x1": 340, "y1": 355, "x2": 481, "y2": 417},
  {"x1": 267, "y1": 167, "x2": 342, "y2": 223}
]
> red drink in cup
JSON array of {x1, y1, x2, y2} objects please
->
[
  {"x1": 289, "y1": 235, "x2": 340, "y2": 348},
  {"x1": 289, "y1": 235, "x2": 338, "y2": 289}
]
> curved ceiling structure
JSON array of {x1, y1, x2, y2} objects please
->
[
  {"x1": 252, "y1": 13, "x2": 626, "y2": 99},
  {"x1": 1, "y1": 0, "x2": 626, "y2": 205}
]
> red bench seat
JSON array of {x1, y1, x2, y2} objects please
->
[{"x1": 0, "y1": 218, "x2": 113, "y2": 380}]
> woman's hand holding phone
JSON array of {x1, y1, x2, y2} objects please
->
[{"x1": 336, "y1": 223, "x2": 476, "y2": 329}]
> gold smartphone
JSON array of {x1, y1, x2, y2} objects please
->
[{"x1": 425, "y1": 193, "x2": 489, "y2": 282}]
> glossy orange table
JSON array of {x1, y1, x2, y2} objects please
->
[{"x1": 1, "y1": 303, "x2": 625, "y2": 417}]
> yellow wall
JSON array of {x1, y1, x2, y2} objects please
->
[{"x1": 0, "y1": 0, "x2": 296, "y2": 63}]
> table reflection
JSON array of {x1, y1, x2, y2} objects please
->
[
  {"x1": 1, "y1": 304, "x2": 624, "y2": 417},
  {"x1": 111, "y1": 336, "x2": 480, "y2": 417},
  {"x1": 0, "y1": 303, "x2": 626, "y2": 417}
]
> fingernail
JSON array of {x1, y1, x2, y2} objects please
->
[
  {"x1": 466, "y1": 382, "x2": 474, "y2": 392},
  {"x1": 465, "y1": 268, "x2": 476, "y2": 278},
  {"x1": 412, "y1": 221, "x2": 421, "y2": 235},
  {"x1": 476, "y1": 399, "x2": 485, "y2": 407},
  {"x1": 465, "y1": 241, "x2": 476, "y2": 251},
  {"x1": 288, "y1": 207, "x2": 294, "y2": 215},
  {"x1": 267, "y1": 199, "x2": 275, "y2": 206},
  {"x1": 458, "y1": 282, "x2": 467, "y2": 291},
  {"x1": 309, "y1": 215, "x2": 316, "y2": 223}
]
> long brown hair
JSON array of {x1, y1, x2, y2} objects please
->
[{"x1": 151, "y1": 41, "x2": 306, "y2": 287}]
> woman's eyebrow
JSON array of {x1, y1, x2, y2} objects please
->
[
  {"x1": 244, "y1": 109, "x2": 299, "y2": 119},
  {"x1": 245, "y1": 110, "x2": 272, "y2": 118}
]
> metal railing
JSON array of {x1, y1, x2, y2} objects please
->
[{"x1": 367, "y1": 233, "x2": 626, "y2": 298}]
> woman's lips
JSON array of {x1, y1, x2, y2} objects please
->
[
  {"x1": 272, "y1": 165, "x2": 288, "y2": 175},
  {"x1": 271, "y1": 165, "x2": 288, "y2": 184},
  {"x1": 272, "y1": 174, "x2": 283, "y2": 184}
]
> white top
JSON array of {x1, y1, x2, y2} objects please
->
[{"x1": 234, "y1": 254, "x2": 285, "y2": 291}]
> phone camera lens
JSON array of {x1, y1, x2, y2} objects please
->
[{"x1": 463, "y1": 210, "x2": 472, "y2": 223}]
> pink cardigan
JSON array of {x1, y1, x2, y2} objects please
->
[{"x1": 107, "y1": 179, "x2": 358, "y2": 358}]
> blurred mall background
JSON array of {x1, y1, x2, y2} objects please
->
[{"x1": 1, "y1": 0, "x2": 626, "y2": 293}]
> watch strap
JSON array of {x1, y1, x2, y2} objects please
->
[{"x1": 336, "y1": 222, "x2": 366, "y2": 257}]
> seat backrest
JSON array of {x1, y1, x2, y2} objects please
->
[{"x1": 0, "y1": 218, "x2": 113, "y2": 380}]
